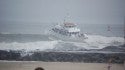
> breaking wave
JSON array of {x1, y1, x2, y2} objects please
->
[
  {"x1": 0, "y1": 41, "x2": 58, "y2": 51},
  {"x1": 0, "y1": 34, "x2": 124, "y2": 51}
]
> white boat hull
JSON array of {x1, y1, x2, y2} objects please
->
[{"x1": 48, "y1": 30, "x2": 87, "y2": 43}]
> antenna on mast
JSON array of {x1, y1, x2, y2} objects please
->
[{"x1": 63, "y1": 13, "x2": 70, "y2": 23}]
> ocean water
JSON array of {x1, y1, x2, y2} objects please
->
[
  {"x1": 0, "y1": 22, "x2": 124, "y2": 37},
  {"x1": 0, "y1": 22, "x2": 124, "y2": 51}
]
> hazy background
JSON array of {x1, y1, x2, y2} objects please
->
[{"x1": 0, "y1": 0, "x2": 125, "y2": 36}]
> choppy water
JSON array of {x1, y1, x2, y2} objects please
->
[
  {"x1": 0, "y1": 22, "x2": 124, "y2": 37},
  {"x1": 0, "y1": 22, "x2": 124, "y2": 51},
  {"x1": 0, "y1": 33, "x2": 124, "y2": 51}
]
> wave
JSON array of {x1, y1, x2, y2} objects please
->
[
  {"x1": 75, "y1": 35, "x2": 124, "y2": 49},
  {"x1": 53, "y1": 35, "x2": 124, "y2": 51},
  {"x1": 0, "y1": 41, "x2": 58, "y2": 51},
  {"x1": 0, "y1": 34, "x2": 124, "y2": 51}
]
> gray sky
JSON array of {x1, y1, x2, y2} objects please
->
[{"x1": 0, "y1": 0, "x2": 125, "y2": 24}]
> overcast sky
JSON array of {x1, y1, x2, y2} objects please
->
[{"x1": 0, "y1": 0, "x2": 125, "y2": 24}]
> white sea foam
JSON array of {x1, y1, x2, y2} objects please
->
[
  {"x1": 0, "y1": 34, "x2": 124, "y2": 51},
  {"x1": 0, "y1": 41, "x2": 58, "y2": 51},
  {"x1": 73, "y1": 35, "x2": 124, "y2": 49}
]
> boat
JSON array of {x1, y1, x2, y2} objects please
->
[{"x1": 48, "y1": 21, "x2": 88, "y2": 42}]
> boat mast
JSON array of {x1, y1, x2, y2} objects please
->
[
  {"x1": 63, "y1": 13, "x2": 70, "y2": 23},
  {"x1": 124, "y1": 16, "x2": 125, "y2": 41}
]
